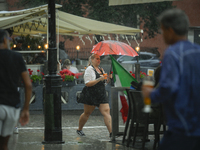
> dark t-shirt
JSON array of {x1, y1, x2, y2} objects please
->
[{"x1": 0, "y1": 49, "x2": 27, "y2": 108}]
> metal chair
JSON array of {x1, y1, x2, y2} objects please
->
[{"x1": 125, "y1": 90, "x2": 164, "y2": 150}]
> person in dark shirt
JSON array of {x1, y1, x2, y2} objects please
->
[{"x1": 0, "y1": 29, "x2": 32, "y2": 150}]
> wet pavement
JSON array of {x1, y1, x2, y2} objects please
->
[{"x1": 8, "y1": 110, "x2": 157, "y2": 150}]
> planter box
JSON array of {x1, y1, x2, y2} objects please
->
[
  {"x1": 19, "y1": 80, "x2": 43, "y2": 87},
  {"x1": 62, "y1": 80, "x2": 76, "y2": 87},
  {"x1": 32, "y1": 80, "x2": 41, "y2": 87}
]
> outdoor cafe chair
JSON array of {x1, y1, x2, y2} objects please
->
[{"x1": 123, "y1": 89, "x2": 165, "y2": 150}]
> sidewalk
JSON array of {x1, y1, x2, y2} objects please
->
[{"x1": 8, "y1": 110, "x2": 156, "y2": 150}]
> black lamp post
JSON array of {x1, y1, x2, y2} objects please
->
[
  {"x1": 135, "y1": 46, "x2": 140, "y2": 82},
  {"x1": 76, "y1": 45, "x2": 80, "y2": 58},
  {"x1": 76, "y1": 45, "x2": 80, "y2": 65},
  {"x1": 42, "y1": 0, "x2": 64, "y2": 144}
]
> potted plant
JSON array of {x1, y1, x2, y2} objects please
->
[
  {"x1": 28, "y1": 69, "x2": 44, "y2": 86},
  {"x1": 58, "y1": 69, "x2": 76, "y2": 86}
]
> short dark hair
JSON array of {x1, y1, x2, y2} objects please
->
[
  {"x1": 0, "y1": 29, "x2": 8, "y2": 44},
  {"x1": 158, "y1": 8, "x2": 189, "y2": 36}
]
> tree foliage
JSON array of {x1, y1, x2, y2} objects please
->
[
  {"x1": 16, "y1": 0, "x2": 87, "y2": 16},
  {"x1": 15, "y1": 0, "x2": 174, "y2": 39},
  {"x1": 85, "y1": 0, "x2": 174, "y2": 38}
]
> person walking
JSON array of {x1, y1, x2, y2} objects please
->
[
  {"x1": 0, "y1": 29, "x2": 32, "y2": 150},
  {"x1": 77, "y1": 54, "x2": 112, "y2": 137},
  {"x1": 142, "y1": 9, "x2": 200, "y2": 150}
]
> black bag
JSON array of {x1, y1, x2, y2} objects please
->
[{"x1": 77, "y1": 86, "x2": 87, "y2": 103}]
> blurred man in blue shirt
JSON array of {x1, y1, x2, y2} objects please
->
[{"x1": 142, "y1": 9, "x2": 200, "y2": 150}]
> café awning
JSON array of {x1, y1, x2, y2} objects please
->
[
  {"x1": 0, "y1": 4, "x2": 141, "y2": 36},
  {"x1": 109, "y1": 0, "x2": 180, "y2": 6}
]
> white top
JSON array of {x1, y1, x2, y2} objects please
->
[
  {"x1": 69, "y1": 66, "x2": 79, "y2": 73},
  {"x1": 84, "y1": 66, "x2": 105, "y2": 84}
]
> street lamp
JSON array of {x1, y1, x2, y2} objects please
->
[
  {"x1": 76, "y1": 45, "x2": 80, "y2": 65},
  {"x1": 135, "y1": 46, "x2": 140, "y2": 63},
  {"x1": 135, "y1": 46, "x2": 140, "y2": 82},
  {"x1": 135, "y1": 46, "x2": 140, "y2": 52},
  {"x1": 76, "y1": 45, "x2": 80, "y2": 58},
  {"x1": 42, "y1": 0, "x2": 64, "y2": 144}
]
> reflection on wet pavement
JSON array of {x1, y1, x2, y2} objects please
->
[{"x1": 8, "y1": 111, "x2": 156, "y2": 150}]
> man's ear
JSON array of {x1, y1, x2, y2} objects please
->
[
  {"x1": 168, "y1": 27, "x2": 175, "y2": 35},
  {"x1": 3, "y1": 37, "x2": 7, "y2": 46},
  {"x1": 3, "y1": 36, "x2": 10, "y2": 49},
  {"x1": 3, "y1": 36, "x2": 6, "y2": 43}
]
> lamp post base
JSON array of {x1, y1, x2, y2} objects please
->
[
  {"x1": 76, "y1": 58, "x2": 80, "y2": 65},
  {"x1": 42, "y1": 141, "x2": 65, "y2": 144},
  {"x1": 43, "y1": 75, "x2": 64, "y2": 144}
]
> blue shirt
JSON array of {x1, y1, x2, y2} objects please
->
[{"x1": 151, "y1": 40, "x2": 200, "y2": 136}]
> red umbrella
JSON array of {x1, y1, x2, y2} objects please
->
[{"x1": 91, "y1": 40, "x2": 138, "y2": 57}]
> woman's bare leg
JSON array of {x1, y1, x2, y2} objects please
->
[
  {"x1": 78, "y1": 104, "x2": 96, "y2": 131},
  {"x1": 99, "y1": 104, "x2": 112, "y2": 133}
]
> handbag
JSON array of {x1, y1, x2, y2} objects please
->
[{"x1": 77, "y1": 86, "x2": 87, "y2": 103}]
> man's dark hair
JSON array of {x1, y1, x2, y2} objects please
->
[
  {"x1": 0, "y1": 29, "x2": 8, "y2": 44},
  {"x1": 158, "y1": 8, "x2": 189, "y2": 36}
]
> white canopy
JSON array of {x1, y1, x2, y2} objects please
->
[{"x1": 0, "y1": 4, "x2": 141, "y2": 36}]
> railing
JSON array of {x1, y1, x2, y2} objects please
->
[
  {"x1": 65, "y1": 48, "x2": 92, "y2": 60},
  {"x1": 19, "y1": 82, "x2": 112, "y2": 111}
]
